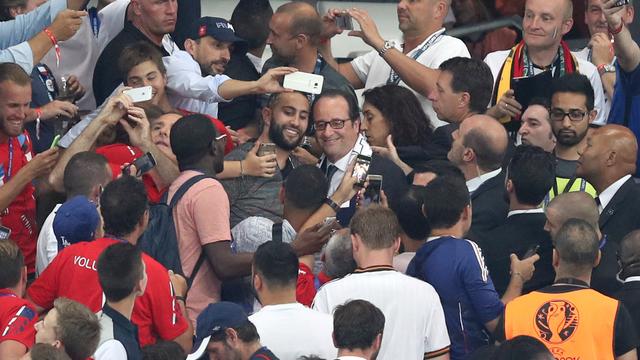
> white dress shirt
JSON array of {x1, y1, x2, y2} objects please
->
[
  {"x1": 163, "y1": 49, "x2": 231, "y2": 118},
  {"x1": 36, "y1": 204, "x2": 62, "y2": 276},
  {"x1": 597, "y1": 174, "x2": 632, "y2": 213},
  {"x1": 466, "y1": 167, "x2": 502, "y2": 193}
]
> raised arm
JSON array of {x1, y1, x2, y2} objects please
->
[{"x1": 603, "y1": 0, "x2": 640, "y2": 72}]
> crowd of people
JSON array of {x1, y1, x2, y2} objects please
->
[{"x1": 0, "y1": 0, "x2": 639, "y2": 359}]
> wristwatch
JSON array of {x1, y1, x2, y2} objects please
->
[
  {"x1": 378, "y1": 40, "x2": 395, "y2": 57},
  {"x1": 324, "y1": 197, "x2": 341, "y2": 213},
  {"x1": 597, "y1": 63, "x2": 616, "y2": 76}
]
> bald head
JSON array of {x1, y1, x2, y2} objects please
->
[
  {"x1": 620, "y1": 230, "x2": 640, "y2": 277},
  {"x1": 275, "y1": 1, "x2": 322, "y2": 43},
  {"x1": 576, "y1": 124, "x2": 637, "y2": 190},
  {"x1": 461, "y1": 115, "x2": 508, "y2": 171},
  {"x1": 546, "y1": 192, "x2": 599, "y2": 239}
]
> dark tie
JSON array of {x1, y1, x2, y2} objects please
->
[
  {"x1": 326, "y1": 164, "x2": 339, "y2": 183},
  {"x1": 595, "y1": 196, "x2": 603, "y2": 213}
]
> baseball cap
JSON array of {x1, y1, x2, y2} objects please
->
[
  {"x1": 53, "y1": 196, "x2": 100, "y2": 251},
  {"x1": 187, "y1": 17, "x2": 248, "y2": 53},
  {"x1": 186, "y1": 302, "x2": 250, "y2": 360}
]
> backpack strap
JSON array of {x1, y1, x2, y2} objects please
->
[
  {"x1": 272, "y1": 222, "x2": 283, "y2": 242},
  {"x1": 168, "y1": 174, "x2": 213, "y2": 209},
  {"x1": 187, "y1": 252, "x2": 206, "y2": 290}
]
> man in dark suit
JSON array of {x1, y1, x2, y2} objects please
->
[
  {"x1": 576, "y1": 124, "x2": 640, "y2": 246},
  {"x1": 448, "y1": 114, "x2": 509, "y2": 238},
  {"x1": 545, "y1": 191, "x2": 620, "y2": 296},
  {"x1": 477, "y1": 145, "x2": 556, "y2": 296},
  {"x1": 617, "y1": 230, "x2": 640, "y2": 336},
  {"x1": 429, "y1": 57, "x2": 494, "y2": 158}
]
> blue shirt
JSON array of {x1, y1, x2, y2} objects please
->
[
  {"x1": 608, "y1": 62, "x2": 640, "y2": 176},
  {"x1": 407, "y1": 236, "x2": 504, "y2": 360},
  {"x1": 0, "y1": 0, "x2": 66, "y2": 72}
]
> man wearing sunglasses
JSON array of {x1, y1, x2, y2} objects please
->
[{"x1": 547, "y1": 73, "x2": 598, "y2": 205}]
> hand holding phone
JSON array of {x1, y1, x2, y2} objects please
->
[
  {"x1": 522, "y1": 244, "x2": 540, "y2": 259},
  {"x1": 283, "y1": 72, "x2": 324, "y2": 95},
  {"x1": 123, "y1": 86, "x2": 153, "y2": 103},
  {"x1": 257, "y1": 143, "x2": 277, "y2": 157},
  {"x1": 50, "y1": 134, "x2": 61, "y2": 149},
  {"x1": 351, "y1": 154, "x2": 371, "y2": 187},
  {"x1": 336, "y1": 14, "x2": 354, "y2": 30},
  {"x1": 362, "y1": 175, "x2": 383, "y2": 206},
  {"x1": 123, "y1": 152, "x2": 156, "y2": 177}
]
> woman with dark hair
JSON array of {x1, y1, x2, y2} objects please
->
[{"x1": 361, "y1": 84, "x2": 442, "y2": 174}]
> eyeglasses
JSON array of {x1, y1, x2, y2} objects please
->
[
  {"x1": 549, "y1": 109, "x2": 588, "y2": 122},
  {"x1": 314, "y1": 119, "x2": 349, "y2": 131}
]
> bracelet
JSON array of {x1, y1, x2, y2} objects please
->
[
  {"x1": 608, "y1": 22, "x2": 624, "y2": 36},
  {"x1": 239, "y1": 160, "x2": 244, "y2": 177},
  {"x1": 175, "y1": 295, "x2": 186, "y2": 303},
  {"x1": 43, "y1": 28, "x2": 61, "y2": 67},
  {"x1": 324, "y1": 197, "x2": 341, "y2": 212}
]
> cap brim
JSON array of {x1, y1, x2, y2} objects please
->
[{"x1": 186, "y1": 335, "x2": 211, "y2": 360}]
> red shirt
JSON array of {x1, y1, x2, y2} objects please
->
[
  {"x1": 0, "y1": 289, "x2": 38, "y2": 350},
  {"x1": 0, "y1": 133, "x2": 37, "y2": 274},
  {"x1": 95, "y1": 144, "x2": 165, "y2": 203},
  {"x1": 27, "y1": 238, "x2": 188, "y2": 347}
]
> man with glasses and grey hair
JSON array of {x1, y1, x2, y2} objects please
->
[{"x1": 310, "y1": 89, "x2": 407, "y2": 225}]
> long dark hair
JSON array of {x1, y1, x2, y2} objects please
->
[{"x1": 362, "y1": 84, "x2": 433, "y2": 147}]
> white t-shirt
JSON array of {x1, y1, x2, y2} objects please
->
[
  {"x1": 351, "y1": 28, "x2": 470, "y2": 128},
  {"x1": 163, "y1": 49, "x2": 231, "y2": 118},
  {"x1": 483, "y1": 49, "x2": 608, "y2": 125},
  {"x1": 249, "y1": 303, "x2": 337, "y2": 360},
  {"x1": 41, "y1": 0, "x2": 130, "y2": 110},
  {"x1": 35, "y1": 204, "x2": 61, "y2": 276},
  {"x1": 313, "y1": 268, "x2": 450, "y2": 360},
  {"x1": 94, "y1": 339, "x2": 127, "y2": 360}
]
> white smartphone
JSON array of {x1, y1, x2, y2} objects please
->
[
  {"x1": 283, "y1": 72, "x2": 324, "y2": 95},
  {"x1": 123, "y1": 86, "x2": 153, "y2": 103}
]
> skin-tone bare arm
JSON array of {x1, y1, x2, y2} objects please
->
[
  {"x1": 218, "y1": 67, "x2": 297, "y2": 100},
  {"x1": 167, "y1": 272, "x2": 193, "y2": 352},
  {"x1": 589, "y1": 33, "x2": 616, "y2": 101},
  {"x1": 0, "y1": 340, "x2": 27, "y2": 360},
  {"x1": 603, "y1": 0, "x2": 640, "y2": 72},
  {"x1": 0, "y1": 148, "x2": 58, "y2": 211},
  {"x1": 48, "y1": 93, "x2": 132, "y2": 192},
  {"x1": 28, "y1": 9, "x2": 86, "y2": 65}
]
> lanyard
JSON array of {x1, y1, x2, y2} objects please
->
[
  {"x1": 307, "y1": 54, "x2": 325, "y2": 104},
  {"x1": 6, "y1": 139, "x2": 14, "y2": 182},
  {"x1": 0, "y1": 291, "x2": 16, "y2": 298},
  {"x1": 89, "y1": 7, "x2": 100, "y2": 38},
  {"x1": 36, "y1": 65, "x2": 55, "y2": 102},
  {"x1": 387, "y1": 28, "x2": 445, "y2": 85},
  {"x1": 544, "y1": 177, "x2": 586, "y2": 207}
]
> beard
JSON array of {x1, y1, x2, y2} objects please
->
[
  {"x1": 556, "y1": 128, "x2": 587, "y2": 146},
  {"x1": 269, "y1": 120, "x2": 303, "y2": 151}
]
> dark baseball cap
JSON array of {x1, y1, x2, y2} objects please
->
[
  {"x1": 186, "y1": 302, "x2": 250, "y2": 360},
  {"x1": 53, "y1": 196, "x2": 100, "y2": 250},
  {"x1": 187, "y1": 17, "x2": 248, "y2": 52}
]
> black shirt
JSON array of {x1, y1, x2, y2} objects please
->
[{"x1": 93, "y1": 20, "x2": 171, "y2": 106}]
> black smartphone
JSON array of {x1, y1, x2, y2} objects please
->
[
  {"x1": 523, "y1": 244, "x2": 540, "y2": 259},
  {"x1": 614, "y1": 0, "x2": 630, "y2": 6},
  {"x1": 336, "y1": 14, "x2": 354, "y2": 30},
  {"x1": 0, "y1": 225, "x2": 11, "y2": 240},
  {"x1": 352, "y1": 154, "x2": 371, "y2": 187},
  {"x1": 362, "y1": 175, "x2": 383, "y2": 206},
  {"x1": 124, "y1": 152, "x2": 156, "y2": 177}
]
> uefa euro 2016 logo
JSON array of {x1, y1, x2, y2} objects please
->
[{"x1": 534, "y1": 300, "x2": 579, "y2": 344}]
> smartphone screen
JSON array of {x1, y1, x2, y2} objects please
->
[
  {"x1": 132, "y1": 152, "x2": 156, "y2": 176},
  {"x1": 352, "y1": 154, "x2": 371, "y2": 187},
  {"x1": 336, "y1": 15, "x2": 354, "y2": 30},
  {"x1": 614, "y1": 0, "x2": 630, "y2": 6},
  {"x1": 0, "y1": 225, "x2": 11, "y2": 240},
  {"x1": 523, "y1": 244, "x2": 540, "y2": 259},
  {"x1": 257, "y1": 143, "x2": 277, "y2": 157},
  {"x1": 362, "y1": 175, "x2": 383, "y2": 206}
]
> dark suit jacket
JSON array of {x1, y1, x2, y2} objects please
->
[
  {"x1": 617, "y1": 281, "x2": 640, "y2": 336},
  {"x1": 476, "y1": 212, "x2": 554, "y2": 296},
  {"x1": 600, "y1": 178, "x2": 640, "y2": 245},
  {"x1": 218, "y1": 53, "x2": 261, "y2": 130},
  {"x1": 468, "y1": 171, "x2": 509, "y2": 240}
]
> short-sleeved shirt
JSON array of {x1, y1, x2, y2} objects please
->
[
  {"x1": 0, "y1": 133, "x2": 37, "y2": 274},
  {"x1": 313, "y1": 266, "x2": 451, "y2": 360},
  {"x1": 351, "y1": 29, "x2": 470, "y2": 128},
  {"x1": 0, "y1": 289, "x2": 38, "y2": 351},
  {"x1": 608, "y1": 62, "x2": 640, "y2": 176},
  {"x1": 221, "y1": 142, "x2": 298, "y2": 228},
  {"x1": 406, "y1": 236, "x2": 504, "y2": 359},
  {"x1": 167, "y1": 170, "x2": 231, "y2": 323},
  {"x1": 27, "y1": 237, "x2": 188, "y2": 347}
]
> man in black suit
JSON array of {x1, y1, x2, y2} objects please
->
[
  {"x1": 477, "y1": 145, "x2": 556, "y2": 296},
  {"x1": 618, "y1": 230, "x2": 640, "y2": 336},
  {"x1": 428, "y1": 57, "x2": 494, "y2": 158},
  {"x1": 448, "y1": 114, "x2": 509, "y2": 238},
  {"x1": 545, "y1": 191, "x2": 620, "y2": 296},
  {"x1": 576, "y1": 124, "x2": 640, "y2": 246}
]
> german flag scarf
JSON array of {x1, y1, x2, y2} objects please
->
[{"x1": 492, "y1": 40, "x2": 579, "y2": 124}]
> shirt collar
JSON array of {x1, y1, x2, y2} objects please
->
[
  {"x1": 323, "y1": 134, "x2": 372, "y2": 172},
  {"x1": 353, "y1": 265, "x2": 395, "y2": 273},
  {"x1": 258, "y1": 302, "x2": 304, "y2": 312},
  {"x1": 507, "y1": 208, "x2": 545, "y2": 218},
  {"x1": 598, "y1": 174, "x2": 631, "y2": 211},
  {"x1": 466, "y1": 167, "x2": 502, "y2": 193},
  {"x1": 404, "y1": 27, "x2": 446, "y2": 54},
  {"x1": 102, "y1": 303, "x2": 138, "y2": 333},
  {"x1": 625, "y1": 276, "x2": 640, "y2": 283}
]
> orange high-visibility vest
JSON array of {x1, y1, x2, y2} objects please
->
[{"x1": 504, "y1": 287, "x2": 619, "y2": 360}]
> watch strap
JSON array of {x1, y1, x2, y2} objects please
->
[{"x1": 324, "y1": 197, "x2": 341, "y2": 212}]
